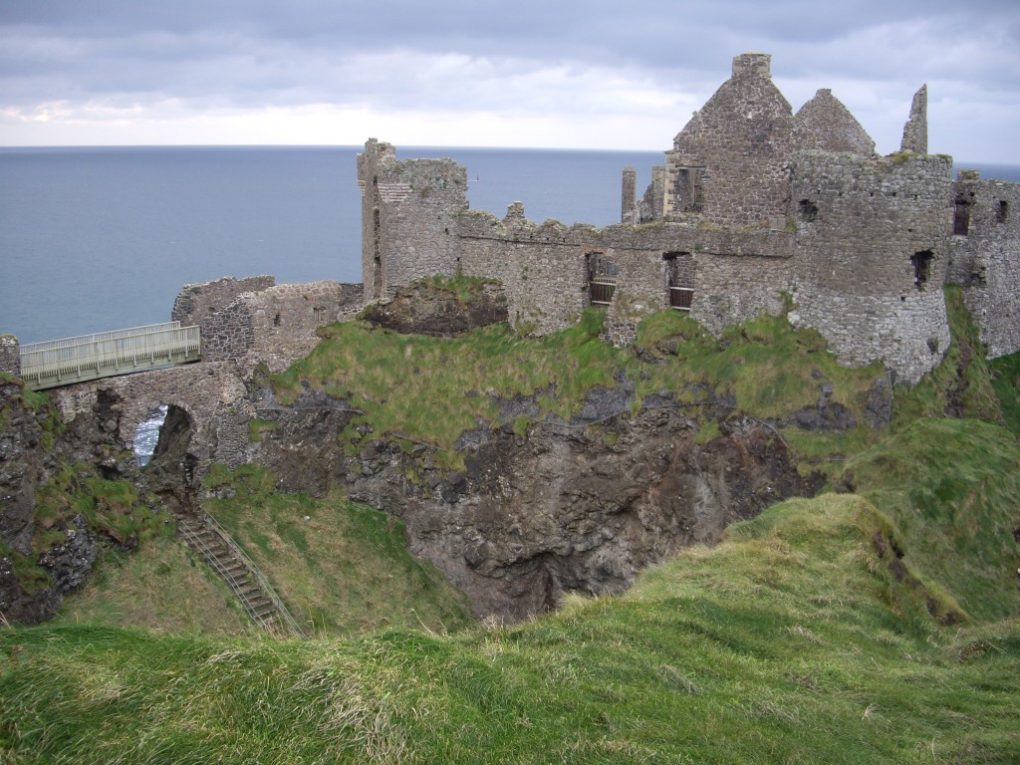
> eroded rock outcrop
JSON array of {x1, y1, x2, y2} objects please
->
[
  {"x1": 361, "y1": 279, "x2": 508, "y2": 336},
  {"x1": 249, "y1": 383, "x2": 819, "y2": 621}
]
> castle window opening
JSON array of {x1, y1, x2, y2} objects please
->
[
  {"x1": 798, "y1": 199, "x2": 818, "y2": 223},
  {"x1": 675, "y1": 167, "x2": 704, "y2": 213},
  {"x1": 372, "y1": 206, "x2": 382, "y2": 299},
  {"x1": 586, "y1": 252, "x2": 616, "y2": 307},
  {"x1": 953, "y1": 198, "x2": 971, "y2": 235},
  {"x1": 663, "y1": 252, "x2": 694, "y2": 310},
  {"x1": 313, "y1": 306, "x2": 325, "y2": 323},
  {"x1": 273, "y1": 313, "x2": 281, "y2": 327},
  {"x1": 911, "y1": 250, "x2": 933, "y2": 290},
  {"x1": 997, "y1": 200, "x2": 1009, "y2": 224}
]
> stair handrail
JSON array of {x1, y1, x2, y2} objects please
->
[
  {"x1": 192, "y1": 511, "x2": 307, "y2": 638},
  {"x1": 177, "y1": 520, "x2": 284, "y2": 635}
]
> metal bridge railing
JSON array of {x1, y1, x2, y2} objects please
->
[
  {"x1": 20, "y1": 321, "x2": 183, "y2": 353},
  {"x1": 20, "y1": 322, "x2": 201, "y2": 390}
]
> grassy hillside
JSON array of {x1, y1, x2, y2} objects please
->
[
  {"x1": 4, "y1": 286, "x2": 1017, "y2": 761},
  {"x1": 52, "y1": 535, "x2": 252, "y2": 636},
  {"x1": 842, "y1": 419, "x2": 1020, "y2": 623},
  {"x1": 3, "y1": 419, "x2": 1018, "y2": 763},
  {"x1": 200, "y1": 464, "x2": 474, "y2": 637}
]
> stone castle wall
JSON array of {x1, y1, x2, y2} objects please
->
[
  {"x1": 200, "y1": 280, "x2": 362, "y2": 371},
  {"x1": 245, "y1": 281, "x2": 362, "y2": 371},
  {"x1": 199, "y1": 298, "x2": 256, "y2": 363},
  {"x1": 457, "y1": 209, "x2": 589, "y2": 334},
  {"x1": 454, "y1": 205, "x2": 797, "y2": 342},
  {"x1": 792, "y1": 88, "x2": 876, "y2": 156},
  {"x1": 948, "y1": 174, "x2": 1020, "y2": 358},
  {"x1": 171, "y1": 275, "x2": 275, "y2": 325},
  {"x1": 788, "y1": 152, "x2": 953, "y2": 382}
]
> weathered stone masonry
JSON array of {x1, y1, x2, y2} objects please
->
[
  {"x1": 171, "y1": 275, "x2": 276, "y2": 326},
  {"x1": 198, "y1": 280, "x2": 362, "y2": 372},
  {"x1": 947, "y1": 172, "x2": 1020, "y2": 359},
  {"x1": 359, "y1": 52, "x2": 1020, "y2": 384}
]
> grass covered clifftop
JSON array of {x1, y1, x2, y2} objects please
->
[
  {"x1": 271, "y1": 297, "x2": 891, "y2": 473},
  {"x1": 2, "y1": 419, "x2": 1018, "y2": 763}
]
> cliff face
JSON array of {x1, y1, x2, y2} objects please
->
[
  {"x1": 0, "y1": 379, "x2": 148, "y2": 624},
  {"x1": 250, "y1": 385, "x2": 818, "y2": 621},
  {"x1": 0, "y1": 378, "x2": 56, "y2": 621}
]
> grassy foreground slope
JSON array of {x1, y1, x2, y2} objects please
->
[{"x1": 2, "y1": 419, "x2": 1018, "y2": 764}]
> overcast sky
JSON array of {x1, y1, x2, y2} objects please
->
[{"x1": 2, "y1": 0, "x2": 1018, "y2": 162}]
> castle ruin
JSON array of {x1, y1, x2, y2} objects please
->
[{"x1": 358, "y1": 53, "x2": 1020, "y2": 383}]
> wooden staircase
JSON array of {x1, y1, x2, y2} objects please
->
[{"x1": 175, "y1": 511, "x2": 305, "y2": 638}]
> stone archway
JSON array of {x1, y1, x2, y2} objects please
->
[{"x1": 51, "y1": 361, "x2": 252, "y2": 495}]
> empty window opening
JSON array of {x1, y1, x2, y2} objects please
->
[
  {"x1": 273, "y1": 313, "x2": 281, "y2": 327},
  {"x1": 953, "y1": 198, "x2": 971, "y2": 235},
  {"x1": 798, "y1": 199, "x2": 818, "y2": 223},
  {"x1": 674, "y1": 167, "x2": 704, "y2": 213},
  {"x1": 663, "y1": 252, "x2": 694, "y2": 311},
  {"x1": 586, "y1": 252, "x2": 617, "y2": 307},
  {"x1": 997, "y1": 200, "x2": 1009, "y2": 224},
  {"x1": 312, "y1": 306, "x2": 325, "y2": 323},
  {"x1": 911, "y1": 250, "x2": 933, "y2": 290}
]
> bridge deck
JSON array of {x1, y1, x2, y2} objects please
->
[{"x1": 20, "y1": 322, "x2": 201, "y2": 390}]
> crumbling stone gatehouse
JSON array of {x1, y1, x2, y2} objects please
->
[{"x1": 358, "y1": 53, "x2": 1020, "y2": 384}]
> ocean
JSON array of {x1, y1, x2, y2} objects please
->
[{"x1": 1, "y1": 146, "x2": 1018, "y2": 344}]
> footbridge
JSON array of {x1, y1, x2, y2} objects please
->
[{"x1": 19, "y1": 321, "x2": 201, "y2": 390}]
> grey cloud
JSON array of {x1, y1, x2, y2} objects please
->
[{"x1": 1, "y1": 0, "x2": 1019, "y2": 160}]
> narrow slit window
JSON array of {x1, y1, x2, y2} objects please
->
[{"x1": 997, "y1": 200, "x2": 1009, "y2": 224}]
